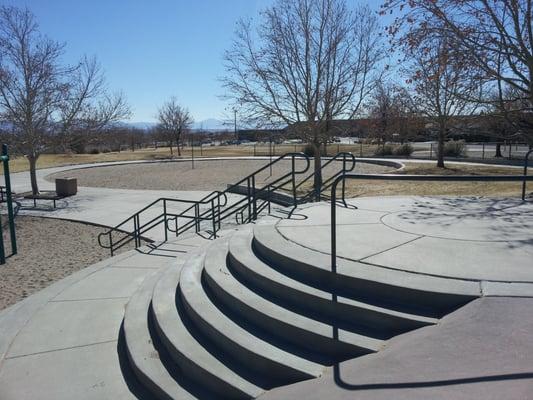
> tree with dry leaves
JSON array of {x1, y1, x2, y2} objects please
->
[
  {"x1": 0, "y1": 6, "x2": 130, "y2": 194},
  {"x1": 382, "y1": 0, "x2": 533, "y2": 145},
  {"x1": 223, "y1": 0, "x2": 384, "y2": 193},
  {"x1": 403, "y1": 36, "x2": 483, "y2": 167}
]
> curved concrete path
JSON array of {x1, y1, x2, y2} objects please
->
[
  {"x1": 0, "y1": 233, "x2": 221, "y2": 400},
  {"x1": 0, "y1": 197, "x2": 532, "y2": 399},
  {"x1": 277, "y1": 197, "x2": 533, "y2": 294}
]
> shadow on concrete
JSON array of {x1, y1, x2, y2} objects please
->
[{"x1": 332, "y1": 364, "x2": 533, "y2": 390}]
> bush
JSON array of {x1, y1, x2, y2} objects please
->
[
  {"x1": 88, "y1": 148, "x2": 100, "y2": 154},
  {"x1": 392, "y1": 143, "x2": 414, "y2": 157},
  {"x1": 443, "y1": 140, "x2": 466, "y2": 157},
  {"x1": 374, "y1": 144, "x2": 394, "y2": 156}
]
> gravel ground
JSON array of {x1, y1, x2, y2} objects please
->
[
  {"x1": 47, "y1": 159, "x2": 393, "y2": 191},
  {"x1": 0, "y1": 216, "x2": 133, "y2": 310}
]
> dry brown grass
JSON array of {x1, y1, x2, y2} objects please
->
[
  {"x1": 343, "y1": 162, "x2": 530, "y2": 198},
  {"x1": 1, "y1": 144, "x2": 380, "y2": 173}
]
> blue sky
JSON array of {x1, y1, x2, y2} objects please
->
[{"x1": 7, "y1": 0, "x2": 380, "y2": 123}]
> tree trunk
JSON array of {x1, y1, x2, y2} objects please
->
[
  {"x1": 312, "y1": 142, "x2": 322, "y2": 201},
  {"x1": 169, "y1": 141, "x2": 173, "y2": 156},
  {"x1": 28, "y1": 155, "x2": 40, "y2": 195},
  {"x1": 495, "y1": 142, "x2": 502, "y2": 157},
  {"x1": 437, "y1": 127, "x2": 445, "y2": 168}
]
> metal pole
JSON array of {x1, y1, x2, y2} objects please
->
[
  {"x1": 523, "y1": 149, "x2": 532, "y2": 201},
  {"x1": 330, "y1": 179, "x2": 338, "y2": 274},
  {"x1": 292, "y1": 155, "x2": 297, "y2": 207},
  {"x1": 163, "y1": 199, "x2": 168, "y2": 242},
  {"x1": 0, "y1": 212, "x2": 5, "y2": 264},
  {"x1": 251, "y1": 175, "x2": 257, "y2": 220},
  {"x1": 211, "y1": 199, "x2": 217, "y2": 238},
  {"x1": 191, "y1": 133, "x2": 195, "y2": 169},
  {"x1": 269, "y1": 135, "x2": 273, "y2": 176},
  {"x1": 2, "y1": 145, "x2": 16, "y2": 255},
  {"x1": 429, "y1": 143, "x2": 433, "y2": 160}
]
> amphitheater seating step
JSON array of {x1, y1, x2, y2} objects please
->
[{"x1": 120, "y1": 220, "x2": 478, "y2": 399}]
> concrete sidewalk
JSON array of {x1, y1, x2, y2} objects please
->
[
  {"x1": 261, "y1": 296, "x2": 533, "y2": 400},
  {"x1": 0, "y1": 233, "x2": 216, "y2": 400}
]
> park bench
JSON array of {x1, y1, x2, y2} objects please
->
[{"x1": 21, "y1": 191, "x2": 65, "y2": 208}]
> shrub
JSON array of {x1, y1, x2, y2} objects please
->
[
  {"x1": 89, "y1": 148, "x2": 100, "y2": 154},
  {"x1": 443, "y1": 140, "x2": 466, "y2": 157},
  {"x1": 374, "y1": 144, "x2": 394, "y2": 156},
  {"x1": 392, "y1": 143, "x2": 414, "y2": 157}
]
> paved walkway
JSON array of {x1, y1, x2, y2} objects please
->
[
  {"x1": 1, "y1": 159, "x2": 252, "y2": 241},
  {"x1": 0, "y1": 233, "x2": 218, "y2": 400},
  {"x1": 277, "y1": 197, "x2": 533, "y2": 290},
  {"x1": 261, "y1": 296, "x2": 533, "y2": 400},
  {"x1": 0, "y1": 196, "x2": 532, "y2": 399}
]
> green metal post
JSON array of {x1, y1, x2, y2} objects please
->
[
  {"x1": 0, "y1": 212, "x2": 5, "y2": 264},
  {"x1": 2, "y1": 144, "x2": 16, "y2": 255}
]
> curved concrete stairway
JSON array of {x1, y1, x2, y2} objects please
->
[{"x1": 121, "y1": 222, "x2": 480, "y2": 399}]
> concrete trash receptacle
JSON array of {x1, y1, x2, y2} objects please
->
[{"x1": 55, "y1": 178, "x2": 77, "y2": 196}]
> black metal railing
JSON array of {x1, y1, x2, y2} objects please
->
[
  {"x1": 294, "y1": 152, "x2": 356, "y2": 204},
  {"x1": 97, "y1": 193, "x2": 226, "y2": 256},
  {"x1": 98, "y1": 153, "x2": 310, "y2": 255},
  {"x1": 523, "y1": 148, "x2": 533, "y2": 200},
  {"x1": 330, "y1": 171, "x2": 533, "y2": 274}
]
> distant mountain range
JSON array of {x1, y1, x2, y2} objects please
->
[{"x1": 125, "y1": 118, "x2": 231, "y2": 131}]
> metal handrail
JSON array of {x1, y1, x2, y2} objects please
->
[
  {"x1": 97, "y1": 195, "x2": 224, "y2": 255},
  {"x1": 295, "y1": 152, "x2": 356, "y2": 204},
  {"x1": 98, "y1": 153, "x2": 310, "y2": 255},
  {"x1": 523, "y1": 148, "x2": 533, "y2": 200},
  {"x1": 168, "y1": 152, "x2": 310, "y2": 235},
  {"x1": 330, "y1": 172, "x2": 533, "y2": 273}
]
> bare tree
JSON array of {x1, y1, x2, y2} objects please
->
[
  {"x1": 403, "y1": 36, "x2": 483, "y2": 167},
  {"x1": 223, "y1": 0, "x2": 384, "y2": 192},
  {"x1": 382, "y1": 0, "x2": 533, "y2": 144},
  {"x1": 0, "y1": 6, "x2": 130, "y2": 194},
  {"x1": 157, "y1": 97, "x2": 193, "y2": 156}
]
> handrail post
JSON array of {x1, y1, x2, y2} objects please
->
[
  {"x1": 330, "y1": 177, "x2": 339, "y2": 274},
  {"x1": 247, "y1": 177, "x2": 252, "y2": 222},
  {"x1": 2, "y1": 144, "x2": 16, "y2": 255},
  {"x1": 523, "y1": 149, "x2": 533, "y2": 201},
  {"x1": 341, "y1": 154, "x2": 348, "y2": 206},
  {"x1": 195, "y1": 203, "x2": 200, "y2": 233},
  {"x1": 252, "y1": 175, "x2": 257, "y2": 220},
  {"x1": 217, "y1": 194, "x2": 221, "y2": 230},
  {"x1": 163, "y1": 199, "x2": 168, "y2": 242},
  {"x1": 292, "y1": 155, "x2": 297, "y2": 208},
  {"x1": 211, "y1": 198, "x2": 217, "y2": 238},
  {"x1": 133, "y1": 214, "x2": 138, "y2": 248}
]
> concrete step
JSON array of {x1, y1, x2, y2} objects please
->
[
  {"x1": 151, "y1": 264, "x2": 263, "y2": 399},
  {"x1": 123, "y1": 270, "x2": 209, "y2": 400},
  {"x1": 228, "y1": 228, "x2": 437, "y2": 337},
  {"x1": 253, "y1": 224, "x2": 480, "y2": 317},
  {"x1": 179, "y1": 245, "x2": 324, "y2": 387},
  {"x1": 203, "y1": 238, "x2": 383, "y2": 362}
]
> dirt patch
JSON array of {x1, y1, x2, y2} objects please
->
[
  {"x1": 47, "y1": 159, "x2": 392, "y2": 191},
  {"x1": 0, "y1": 216, "x2": 134, "y2": 310}
]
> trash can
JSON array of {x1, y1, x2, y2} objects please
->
[{"x1": 55, "y1": 178, "x2": 77, "y2": 196}]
